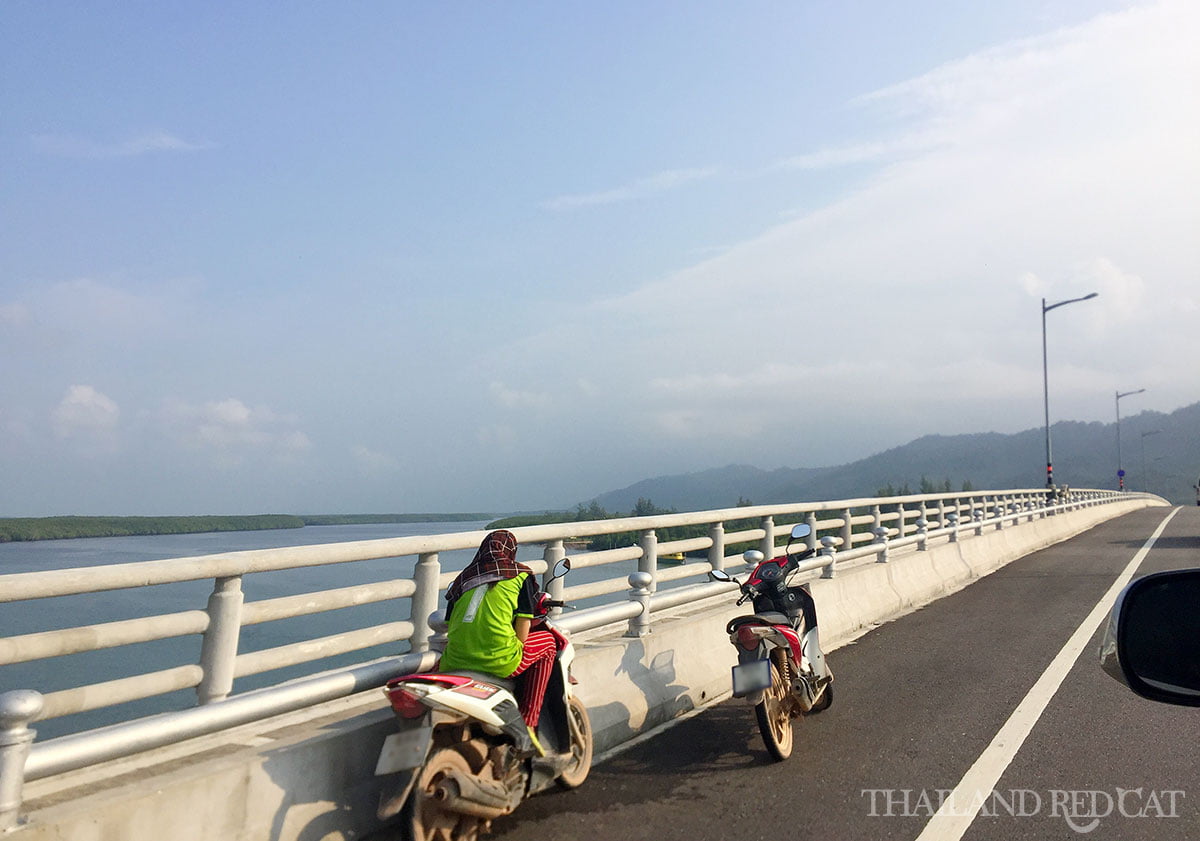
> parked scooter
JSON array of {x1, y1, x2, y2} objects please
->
[
  {"x1": 708, "y1": 523, "x2": 832, "y2": 761},
  {"x1": 375, "y1": 558, "x2": 592, "y2": 841}
]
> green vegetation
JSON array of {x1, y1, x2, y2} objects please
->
[
  {"x1": 0, "y1": 512, "x2": 497, "y2": 542},
  {"x1": 0, "y1": 515, "x2": 305, "y2": 543},
  {"x1": 876, "y1": 477, "x2": 975, "y2": 497},
  {"x1": 300, "y1": 513, "x2": 492, "y2": 526}
]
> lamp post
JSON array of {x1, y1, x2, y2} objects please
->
[
  {"x1": 1140, "y1": 429, "x2": 1161, "y2": 493},
  {"x1": 1041, "y1": 293, "x2": 1098, "y2": 490},
  {"x1": 1115, "y1": 388, "x2": 1146, "y2": 490}
]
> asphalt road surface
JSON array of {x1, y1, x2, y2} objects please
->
[{"x1": 481, "y1": 506, "x2": 1200, "y2": 841}]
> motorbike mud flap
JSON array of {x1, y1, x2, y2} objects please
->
[
  {"x1": 376, "y1": 767, "x2": 421, "y2": 821},
  {"x1": 731, "y1": 659, "x2": 772, "y2": 698},
  {"x1": 374, "y1": 723, "x2": 434, "y2": 775}
]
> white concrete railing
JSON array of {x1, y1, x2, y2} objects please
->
[{"x1": 0, "y1": 488, "x2": 1140, "y2": 828}]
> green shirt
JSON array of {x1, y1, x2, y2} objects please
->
[{"x1": 439, "y1": 574, "x2": 535, "y2": 678}]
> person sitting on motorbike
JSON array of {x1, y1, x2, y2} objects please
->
[{"x1": 440, "y1": 529, "x2": 558, "y2": 745}]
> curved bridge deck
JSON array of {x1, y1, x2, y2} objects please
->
[{"x1": 462, "y1": 507, "x2": 1199, "y2": 841}]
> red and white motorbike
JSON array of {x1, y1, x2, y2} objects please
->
[
  {"x1": 375, "y1": 558, "x2": 592, "y2": 841},
  {"x1": 708, "y1": 523, "x2": 832, "y2": 761}
]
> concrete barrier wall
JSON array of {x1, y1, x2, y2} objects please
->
[{"x1": 10, "y1": 499, "x2": 1159, "y2": 841}]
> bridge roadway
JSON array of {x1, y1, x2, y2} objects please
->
[{"x1": 375, "y1": 506, "x2": 1200, "y2": 841}]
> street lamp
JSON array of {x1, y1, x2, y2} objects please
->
[
  {"x1": 1140, "y1": 429, "x2": 1162, "y2": 494},
  {"x1": 1041, "y1": 293, "x2": 1098, "y2": 490},
  {"x1": 1115, "y1": 388, "x2": 1146, "y2": 490}
]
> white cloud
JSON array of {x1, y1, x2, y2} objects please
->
[
  {"x1": 0, "y1": 303, "x2": 30, "y2": 328},
  {"x1": 32, "y1": 131, "x2": 215, "y2": 159},
  {"x1": 3, "y1": 277, "x2": 189, "y2": 346},
  {"x1": 477, "y1": 424, "x2": 518, "y2": 449},
  {"x1": 352, "y1": 445, "x2": 398, "y2": 475},
  {"x1": 504, "y1": 0, "x2": 1200, "y2": 456},
  {"x1": 51, "y1": 385, "x2": 120, "y2": 452},
  {"x1": 543, "y1": 167, "x2": 718, "y2": 210},
  {"x1": 160, "y1": 398, "x2": 311, "y2": 464},
  {"x1": 489, "y1": 381, "x2": 552, "y2": 410}
]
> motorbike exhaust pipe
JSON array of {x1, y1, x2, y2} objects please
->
[{"x1": 431, "y1": 769, "x2": 523, "y2": 820}]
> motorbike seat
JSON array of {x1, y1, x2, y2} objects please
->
[
  {"x1": 727, "y1": 612, "x2": 792, "y2": 632},
  {"x1": 443, "y1": 670, "x2": 518, "y2": 694}
]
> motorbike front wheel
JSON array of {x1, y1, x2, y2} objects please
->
[
  {"x1": 556, "y1": 695, "x2": 593, "y2": 790},
  {"x1": 402, "y1": 747, "x2": 485, "y2": 841},
  {"x1": 754, "y1": 661, "x2": 794, "y2": 761}
]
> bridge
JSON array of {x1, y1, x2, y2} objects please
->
[{"x1": 0, "y1": 489, "x2": 1184, "y2": 840}]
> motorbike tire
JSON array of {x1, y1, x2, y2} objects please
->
[
  {"x1": 754, "y1": 661, "x2": 794, "y2": 761},
  {"x1": 401, "y1": 747, "x2": 486, "y2": 841},
  {"x1": 556, "y1": 695, "x2": 594, "y2": 790}
]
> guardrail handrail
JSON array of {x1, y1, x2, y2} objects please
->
[{"x1": 0, "y1": 487, "x2": 1152, "y2": 830}]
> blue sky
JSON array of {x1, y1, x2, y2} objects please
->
[{"x1": 2, "y1": 1, "x2": 1197, "y2": 515}]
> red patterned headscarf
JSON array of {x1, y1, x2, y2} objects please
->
[{"x1": 444, "y1": 529, "x2": 531, "y2": 610}]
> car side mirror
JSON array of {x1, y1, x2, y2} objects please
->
[{"x1": 1100, "y1": 568, "x2": 1200, "y2": 706}]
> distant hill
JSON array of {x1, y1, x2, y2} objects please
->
[{"x1": 588, "y1": 402, "x2": 1200, "y2": 511}]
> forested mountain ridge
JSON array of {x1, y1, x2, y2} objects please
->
[{"x1": 588, "y1": 403, "x2": 1200, "y2": 511}]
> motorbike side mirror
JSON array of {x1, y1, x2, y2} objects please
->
[
  {"x1": 743, "y1": 549, "x2": 764, "y2": 565},
  {"x1": 708, "y1": 569, "x2": 734, "y2": 583},
  {"x1": 791, "y1": 523, "x2": 812, "y2": 540},
  {"x1": 550, "y1": 558, "x2": 572, "y2": 580},
  {"x1": 1101, "y1": 568, "x2": 1200, "y2": 706}
]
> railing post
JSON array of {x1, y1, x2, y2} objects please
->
[
  {"x1": 937, "y1": 498, "x2": 947, "y2": 530},
  {"x1": 994, "y1": 496, "x2": 1005, "y2": 530},
  {"x1": 197, "y1": 575, "x2": 244, "y2": 705},
  {"x1": 948, "y1": 513, "x2": 959, "y2": 543},
  {"x1": 974, "y1": 509, "x2": 984, "y2": 536},
  {"x1": 639, "y1": 529, "x2": 658, "y2": 593},
  {"x1": 760, "y1": 516, "x2": 775, "y2": 560},
  {"x1": 916, "y1": 518, "x2": 928, "y2": 551},
  {"x1": 541, "y1": 540, "x2": 566, "y2": 617},
  {"x1": 708, "y1": 522, "x2": 726, "y2": 572},
  {"x1": 408, "y1": 552, "x2": 442, "y2": 653},
  {"x1": 895, "y1": 502, "x2": 906, "y2": 539},
  {"x1": 0, "y1": 691, "x2": 43, "y2": 832},
  {"x1": 805, "y1": 512, "x2": 818, "y2": 553},
  {"x1": 840, "y1": 508, "x2": 852, "y2": 553},
  {"x1": 871, "y1": 504, "x2": 882, "y2": 536},
  {"x1": 820, "y1": 536, "x2": 838, "y2": 578},
  {"x1": 428, "y1": 613, "x2": 449, "y2": 653},
  {"x1": 873, "y1": 526, "x2": 889, "y2": 563},
  {"x1": 626, "y1": 572, "x2": 653, "y2": 637}
]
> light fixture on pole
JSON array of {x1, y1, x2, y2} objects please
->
[
  {"x1": 1140, "y1": 429, "x2": 1161, "y2": 494},
  {"x1": 1041, "y1": 293, "x2": 1098, "y2": 490},
  {"x1": 1115, "y1": 388, "x2": 1146, "y2": 491}
]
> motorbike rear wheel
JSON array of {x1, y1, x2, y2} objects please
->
[
  {"x1": 402, "y1": 747, "x2": 486, "y2": 841},
  {"x1": 556, "y1": 695, "x2": 593, "y2": 790},
  {"x1": 754, "y1": 661, "x2": 794, "y2": 761}
]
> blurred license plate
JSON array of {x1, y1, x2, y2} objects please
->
[{"x1": 732, "y1": 660, "x2": 772, "y2": 696}]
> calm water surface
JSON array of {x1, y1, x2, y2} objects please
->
[{"x1": 0, "y1": 521, "x2": 506, "y2": 738}]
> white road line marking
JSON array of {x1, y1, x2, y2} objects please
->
[{"x1": 914, "y1": 507, "x2": 1181, "y2": 841}]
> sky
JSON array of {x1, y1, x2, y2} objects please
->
[{"x1": 2, "y1": 1, "x2": 1198, "y2": 516}]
